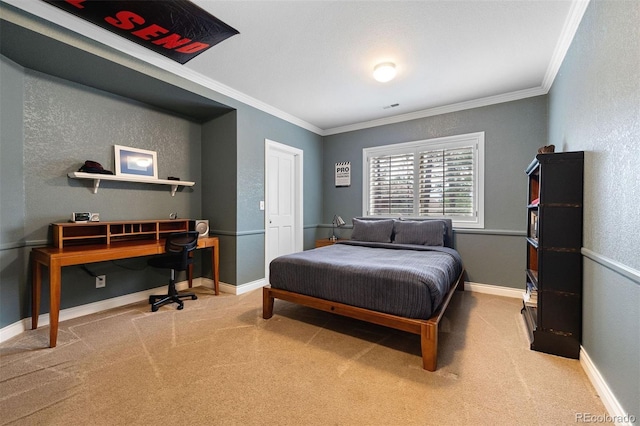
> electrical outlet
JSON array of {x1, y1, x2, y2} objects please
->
[{"x1": 96, "y1": 275, "x2": 106, "y2": 288}]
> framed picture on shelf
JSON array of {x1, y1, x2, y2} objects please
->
[{"x1": 114, "y1": 145, "x2": 158, "y2": 179}]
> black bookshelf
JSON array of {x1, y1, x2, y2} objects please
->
[{"x1": 522, "y1": 151, "x2": 584, "y2": 358}]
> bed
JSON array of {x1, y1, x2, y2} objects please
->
[{"x1": 263, "y1": 218, "x2": 465, "y2": 371}]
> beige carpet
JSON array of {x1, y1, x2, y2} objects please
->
[{"x1": 1, "y1": 287, "x2": 609, "y2": 425}]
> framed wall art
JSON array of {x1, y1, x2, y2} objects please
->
[
  {"x1": 114, "y1": 145, "x2": 158, "y2": 179},
  {"x1": 335, "y1": 161, "x2": 351, "y2": 187}
]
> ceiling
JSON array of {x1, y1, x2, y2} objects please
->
[{"x1": 2, "y1": 0, "x2": 589, "y2": 135}]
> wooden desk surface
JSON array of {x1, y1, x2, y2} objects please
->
[
  {"x1": 32, "y1": 241, "x2": 164, "y2": 265},
  {"x1": 32, "y1": 236, "x2": 219, "y2": 348}
]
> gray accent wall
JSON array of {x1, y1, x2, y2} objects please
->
[
  {"x1": 2, "y1": 2, "x2": 637, "y2": 419},
  {"x1": 22, "y1": 69, "x2": 203, "y2": 235},
  {"x1": 201, "y1": 104, "x2": 324, "y2": 285},
  {"x1": 233, "y1": 104, "x2": 323, "y2": 283},
  {"x1": 547, "y1": 0, "x2": 639, "y2": 418},
  {"x1": 202, "y1": 111, "x2": 238, "y2": 284},
  {"x1": 0, "y1": 7, "x2": 324, "y2": 328},
  {"x1": 0, "y1": 55, "x2": 27, "y2": 326},
  {"x1": 323, "y1": 96, "x2": 548, "y2": 288},
  {"x1": 1, "y1": 57, "x2": 205, "y2": 325}
]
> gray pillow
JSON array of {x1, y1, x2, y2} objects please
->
[
  {"x1": 351, "y1": 219, "x2": 394, "y2": 243},
  {"x1": 393, "y1": 220, "x2": 445, "y2": 246}
]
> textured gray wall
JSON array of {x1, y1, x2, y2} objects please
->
[
  {"x1": 22, "y1": 69, "x2": 202, "y2": 239},
  {"x1": 0, "y1": 8, "x2": 325, "y2": 331},
  {"x1": 0, "y1": 56, "x2": 25, "y2": 245},
  {"x1": 200, "y1": 102, "x2": 325, "y2": 286},
  {"x1": 547, "y1": 0, "x2": 639, "y2": 418},
  {"x1": 233, "y1": 103, "x2": 323, "y2": 284},
  {"x1": 4, "y1": 11, "x2": 636, "y2": 421},
  {"x1": 323, "y1": 97, "x2": 547, "y2": 288},
  {"x1": 202, "y1": 111, "x2": 238, "y2": 284},
  {"x1": 0, "y1": 59, "x2": 205, "y2": 327},
  {"x1": 0, "y1": 56, "x2": 27, "y2": 326},
  {"x1": 200, "y1": 93, "x2": 324, "y2": 287}
]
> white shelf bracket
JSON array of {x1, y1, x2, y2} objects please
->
[
  {"x1": 92, "y1": 179, "x2": 101, "y2": 194},
  {"x1": 170, "y1": 185, "x2": 178, "y2": 197}
]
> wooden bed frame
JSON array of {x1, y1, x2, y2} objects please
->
[{"x1": 262, "y1": 269, "x2": 465, "y2": 371}]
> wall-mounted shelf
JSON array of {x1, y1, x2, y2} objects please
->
[{"x1": 68, "y1": 172, "x2": 195, "y2": 196}]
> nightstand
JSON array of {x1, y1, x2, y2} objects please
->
[{"x1": 315, "y1": 239, "x2": 340, "y2": 248}]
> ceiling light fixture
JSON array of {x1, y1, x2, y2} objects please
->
[{"x1": 373, "y1": 62, "x2": 397, "y2": 83}]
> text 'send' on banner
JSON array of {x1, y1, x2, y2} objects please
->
[{"x1": 42, "y1": 0, "x2": 239, "y2": 64}]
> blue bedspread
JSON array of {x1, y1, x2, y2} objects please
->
[{"x1": 269, "y1": 241, "x2": 463, "y2": 319}]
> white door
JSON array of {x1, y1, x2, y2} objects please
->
[{"x1": 265, "y1": 140, "x2": 303, "y2": 281}]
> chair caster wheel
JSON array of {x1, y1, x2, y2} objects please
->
[
  {"x1": 192, "y1": 295, "x2": 198, "y2": 300},
  {"x1": 151, "y1": 306, "x2": 159, "y2": 312},
  {"x1": 177, "y1": 304, "x2": 184, "y2": 310}
]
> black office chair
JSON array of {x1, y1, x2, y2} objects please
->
[{"x1": 148, "y1": 231, "x2": 200, "y2": 312}]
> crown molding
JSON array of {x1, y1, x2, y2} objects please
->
[
  {"x1": 324, "y1": 0, "x2": 590, "y2": 137},
  {"x1": 541, "y1": 0, "x2": 591, "y2": 91},
  {"x1": 157, "y1": 62, "x2": 324, "y2": 135},
  {"x1": 322, "y1": 86, "x2": 547, "y2": 136},
  {"x1": 2, "y1": 0, "x2": 589, "y2": 138},
  {"x1": 1, "y1": 0, "x2": 324, "y2": 136}
]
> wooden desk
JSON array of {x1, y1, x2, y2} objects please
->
[{"x1": 31, "y1": 236, "x2": 219, "y2": 348}]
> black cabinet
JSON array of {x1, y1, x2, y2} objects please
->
[{"x1": 522, "y1": 151, "x2": 584, "y2": 358}]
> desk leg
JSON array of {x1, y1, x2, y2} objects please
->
[
  {"x1": 212, "y1": 243, "x2": 219, "y2": 295},
  {"x1": 48, "y1": 260, "x2": 62, "y2": 348},
  {"x1": 186, "y1": 246, "x2": 217, "y2": 294},
  {"x1": 31, "y1": 259, "x2": 42, "y2": 330}
]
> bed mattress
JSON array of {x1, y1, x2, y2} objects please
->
[{"x1": 268, "y1": 240, "x2": 463, "y2": 319}]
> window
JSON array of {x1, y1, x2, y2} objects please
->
[{"x1": 363, "y1": 132, "x2": 484, "y2": 228}]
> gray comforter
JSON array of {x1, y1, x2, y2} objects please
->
[{"x1": 268, "y1": 241, "x2": 463, "y2": 319}]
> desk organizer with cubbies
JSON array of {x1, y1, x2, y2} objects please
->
[{"x1": 52, "y1": 220, "x2": 190, "y2": 248}]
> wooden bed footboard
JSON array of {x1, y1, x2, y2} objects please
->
[{"x1": 262, "y1": 269, "x2": 465, "y2": 371}]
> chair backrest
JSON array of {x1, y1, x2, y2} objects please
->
[{"x1": 165, "y1": 231, "x2": 199, "y2": 269}]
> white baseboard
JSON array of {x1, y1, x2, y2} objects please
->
[
  {"x1": 182, "y1": 277, "x2": 265, "y2": 295},
  {"x1": 0, "y1": 277, "x2": 271, "y2": 344},
  {"x1": 465, "y1": 281, "x2": 523, "y2": 299},
  {"x1": 580, "y1": 346, "x2": 636, "y2": 425},
  {"x1": 0, "y1": 319, "x2": 30, "y2": 344},
  {"x1": 216, "y1": 278, "x2": 266, "y2": 295},
  {"x1": 210, "y1": 280, "x2": 521, "y2": 298},
  {"x1": 0, "y1": 279, "x2": 201, "y2": 344},
  {"x1": 466, "y1": 281, "x2": 635, "y2": 423},
  {"x1": 468, "y1": 283, "x2": 633, "y2": 423},
  {"x1": 1, "y1": 278, "x2": 630, "y2": 424}
]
